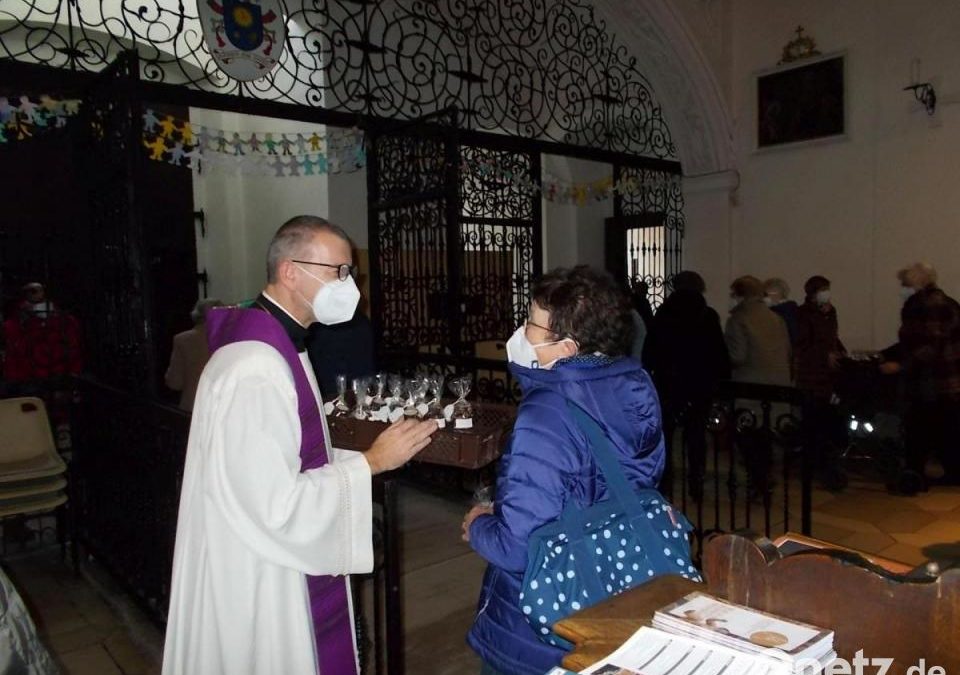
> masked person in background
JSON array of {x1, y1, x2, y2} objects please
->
[
  {"x1": 2, "y1": 282, "x2": 82, "y2": 384},
  {"x1": 795, "y1": 276, "x2": 847, "y2": 490},
  {"x1": 463, "y1": 265, "x2": 665, "y2": 675},
  {"x1": 1, "y1": 282, "x2": 83, "y2": 450},
  {"x1": 163, "y1": 216, "x2": 438, "y2": 675},
  {"x1": 643, "y1": 271, "x2": 729, "y2": 500},
  {"x1": 880, "y1": 262, "x2": 960, "y2": 492},
  {"x1": 726, "y1": 276, "x2": 791, "y2": 386},
  {"x1": 725, "y1": 276, "x2": 791, "y2": 498}
]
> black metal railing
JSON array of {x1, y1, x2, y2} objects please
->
[
  {"x1": 659, "y1": 381, "x2": 812, "y2": 563},
  {"x1": 69, "y1": 377, "x2": 190, "y2": 623}
]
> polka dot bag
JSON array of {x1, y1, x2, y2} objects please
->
[{"x1": 520, "y1": 402, "x2": 700, "y2": 649}]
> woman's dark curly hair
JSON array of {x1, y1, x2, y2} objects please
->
[{"x1": 531, "y1": 265, "x2": 633, "y2": 357}]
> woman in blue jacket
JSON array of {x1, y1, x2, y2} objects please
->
[{"x1": 463, "y1": 266, "x2": 666, "y2": 675}]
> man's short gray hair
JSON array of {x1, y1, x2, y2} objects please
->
[
  {"x1": 266, "y1": 215, "x2": 353, "y2": 283},
  {"x1": 191, "y1": 298, "x2": 223, "y2": 324},
  {"x1": 897, "y1": 262, "x2": 938, "y2": 288}
]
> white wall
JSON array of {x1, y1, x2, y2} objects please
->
[
  {"x1": 541, "y1": 155, "x2": 615, "y2": 271},
  {"x1": 682, "y1": 172, "x2": 738, "y2": 315},
  {"x1": 190, "y1": 109, "x2": 331, "y2": 303},
  {"x1": 327, "y1": 169, "x2": 369, "y2": 248},
  {"x1": 677, "y1": 0, "x2": 960, "y2": 350}
]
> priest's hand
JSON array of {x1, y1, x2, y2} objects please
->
[{"x1": 364, "y1": 418, "x2": 439, "y2": 475}]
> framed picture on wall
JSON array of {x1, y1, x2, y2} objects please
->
[{"x1": 756, "y1": 53, "x2": 845, "y2": 149}]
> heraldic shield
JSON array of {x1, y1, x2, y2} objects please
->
[
  {"x1": 201, "y1": 0, "x2": 286, "y2": 81},
  {"x1": 223, "y1": 0, "x2": 264, "y2": 51}
]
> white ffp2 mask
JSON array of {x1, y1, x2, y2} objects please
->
[
  {"x1": 505, "y1": 325, "x2": 575, "y2": 370},
  {"x1": 297, "y1": 265, "x2": 361, "y2": 325}
]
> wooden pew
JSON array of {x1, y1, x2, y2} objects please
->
[{"x1": 556, "y1": 532, "x2": 960, "y2": 673}]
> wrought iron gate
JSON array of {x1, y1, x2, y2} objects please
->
[
  {"x1": 367, "y1": 113, "x2": 542, "y2": 402},
  {"x1": 73, "y1": 51, "x2": 156, "y2": 394},
  {"x1": 606, "y1": 165, "x2": 685, "y2": 309},
  {"x1": 459, "y1": 142, "x2": 542, "y2": 401}
]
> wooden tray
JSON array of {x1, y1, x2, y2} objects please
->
[{"x1": 327, "y1": 402, "x2": 517, "y2": 470}]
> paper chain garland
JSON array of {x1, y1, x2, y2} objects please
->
[
  {"x1": 0, "y1": 95, "x2": 81, "y2": 143},
  {"x1": 462, "y1": 156, "x2": 681, "y2": 205},
  {"x1": 141, "y1": 109, "x2": 367, "y2": 176},
  {"x1": 142, "y1": 109, "x2": 360, "y2": 156},
  {"x1": 2, "y1": 96, "x2": 680, "y2": 197}
]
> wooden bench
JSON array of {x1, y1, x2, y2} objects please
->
[{"x1": 556, "y1": 532, "x2": 960, "y2": 674}]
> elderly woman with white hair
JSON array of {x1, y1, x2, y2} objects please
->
[
  {"x1": 165, "y1": 298, "x2": 223, "y2": 411},
  {"x1": 763, "y1": 277, "x2": 799, "y2": 346},
  {"x1": 880, "y1": 262, "x2": 960, "y2": 491}
]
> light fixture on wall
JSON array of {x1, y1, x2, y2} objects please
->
[
  {"x1": 903, "y1": 82, "x2": 937, "y2": 116},
  {"x1": 904, "y1": 59, "x2": 936, "y2": 116}
]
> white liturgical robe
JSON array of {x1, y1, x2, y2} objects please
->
[{"x1": 162, "y1": 341, "x2": 373, "y2": 675}]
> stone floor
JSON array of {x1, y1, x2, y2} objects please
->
[
  {"x1": 4, "y1": 479, "x2": 960, "y2": 675},
  {"x1": 4, "y1": 545, "x2": 162, "y2": 675}
]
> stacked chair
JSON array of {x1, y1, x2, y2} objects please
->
[{"x1": 0, "y1": 397, "x2": 68, "y2": 555}]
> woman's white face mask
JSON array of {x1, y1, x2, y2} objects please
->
[{"x1": 505, "y1": 325, "x2": 576, "y2": 370}]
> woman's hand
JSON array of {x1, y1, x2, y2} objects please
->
[{"x1": 461, "y1": 505, "x2": 494, "y2": 542}]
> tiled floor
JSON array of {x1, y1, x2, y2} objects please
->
[
  {"x1": 809, "y1": 479, "x2": 960, "y2": 566},
  {"x1": 5, "y1": 479, "x2": 960, "y2": 675},
  {"x1": 4, "y1": 547, "x2": 162, "y2": 674}
]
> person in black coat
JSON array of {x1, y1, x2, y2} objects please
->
[
  {"x1": 642, "y1": 271, "x2": 730, "y2": 498},
  {"x1": 306, "y1": 308, "x2": 376, "y2": 400}
]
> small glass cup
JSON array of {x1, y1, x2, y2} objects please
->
[
  {"x1": 413, "y1": 376, "x2": 430, "y2": 413},
  {"x1": 388, "y1": 374, "x2": 404, "y2": 409},
  {"x1": 334, "y1": 374, "x2": 350, "y2": 416},
  {"x1": 403, "y1": 377, "x2": 420, "y2": 417},
  {"x1": 352, "y1": 377, "x2": 370, "y2": 419},
  {"x1": 372, "y1": 373, "x2": 387, "y2": 407},
  {"x1": 473, "y1": 484, "x2": 495, "y2": 508},
  {"x1": 449, "y1": 375, "x2": 473, "y2": 424},
  {"x1": 428, "y1": 374, "x2": 446, "y2": 419}
]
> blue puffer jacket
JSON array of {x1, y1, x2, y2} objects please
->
[{"x1": 466, "y1": 357, "x2": 665, "y2": 675}]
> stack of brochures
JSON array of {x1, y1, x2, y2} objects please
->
[
  {"x1": 543, "y1": 592, "x2": 838, "y2": 675},
  {"x1": 651, "y1": 592, "x2": 836, "y2": 672}
]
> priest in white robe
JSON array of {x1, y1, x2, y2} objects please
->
[{"x1": 162, "y1": 216, "x2": 438, "y2": 675}]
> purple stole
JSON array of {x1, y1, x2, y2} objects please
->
[{"x1": 207, "y1": 306, "x2": 358, "y2": 675}]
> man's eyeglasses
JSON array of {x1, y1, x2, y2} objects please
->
[{"x1": 292, "y1": 260, "x2": 358, "y2": 282}]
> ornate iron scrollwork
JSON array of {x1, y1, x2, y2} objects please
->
[
  {"x1": 616, "y1": 166, "x2": 685, "y2": 307},
  {"x1": 459, "y1": 144, "x2": 536, "y2": 347},
  {"x1": 2, "y1": 0, "x2": 677, "y2": 159}
]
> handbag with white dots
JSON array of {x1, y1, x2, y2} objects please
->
[{"x1": 519, "y1": 401, "x2": 700, "y2": 649}]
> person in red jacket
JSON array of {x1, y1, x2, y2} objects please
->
[
  {"x1": 2, "y1": 283, "x2": 83, "y2": 450},
  {"x1": 2, "y1": 282, "x2": 83, "y2": 381}
]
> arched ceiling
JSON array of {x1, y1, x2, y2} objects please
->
[{"x1": 591, "y1": 0, "x2": 735, "y2": 175}]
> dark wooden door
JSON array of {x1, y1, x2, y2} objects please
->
[
  {"x1": 74, "y1": 51, "x2": 155, "y2": 394},
  {"x1": 141, "y1": 102, "x2": 198, "y2": 403}
]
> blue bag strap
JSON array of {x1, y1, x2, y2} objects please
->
[
  {"x1": 565, "y1": 401, "x2": 646, "y2": 514},
  {"x1": 564, "y1": 400, "x2": 679, "y2": 573}
]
